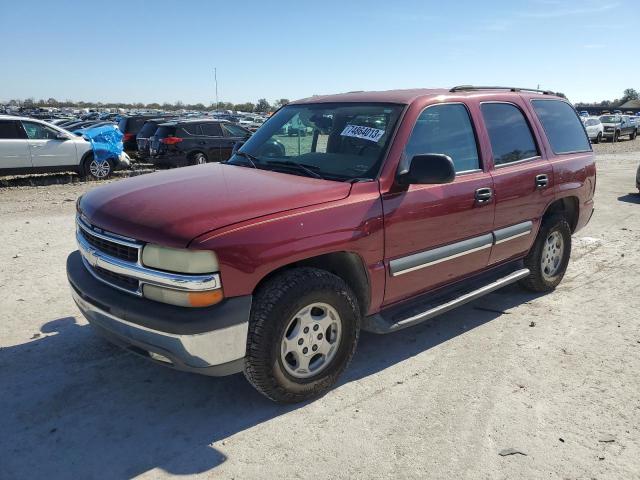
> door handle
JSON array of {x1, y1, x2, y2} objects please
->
[
  {"x1": 30, "y1": 144, "x2": 42, "y2": 148},
  {"x1": 475, "y1": 187, "x2": 493, "y2": 204},
  {"x1": 535, "y1": 174, "x2": 549, "y2": 189}
]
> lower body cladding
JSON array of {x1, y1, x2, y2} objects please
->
[{"x1": 67, "y1": 251, "x2": 251, "y2": 376}]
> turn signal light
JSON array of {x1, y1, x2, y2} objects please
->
[{"x1": 188, "y1": 289, "x2": 224, "y2": 307}]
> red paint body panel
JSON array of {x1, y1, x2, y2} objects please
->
[{"x1": 78, "y1": 88, "x2": 596, "y2": 316}]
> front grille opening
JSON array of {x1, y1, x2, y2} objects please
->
[
  {"x1": 81, "y1": 228, "x2": 138, "y2": 263},
  {"x1": 94, "y1": 266, "x2": 139, "y2": 292}
]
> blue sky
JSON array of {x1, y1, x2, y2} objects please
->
[{"x1": 0, "y1": 0, "x2": 636, "y2": 105}]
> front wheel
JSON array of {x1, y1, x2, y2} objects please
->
[
  {"x1": 244, "y1": 268, "x2": 360, "y2": 403},
  {"x1": 594, "y1": 132, "x2": 602, "y2": 144},
  {"x1": 520, "y1": 215, "x2": 572, "y2": 292},
  {"x1": 631, "y1": 129, "x2": 637, "y2": 140},
  {"x1": 83, "y1": 155, "x2": 114, "y2": 180},
  {"x1": 612, "y1": 131, "x2": 619, "y2": 143}
]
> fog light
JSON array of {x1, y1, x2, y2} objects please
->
[
  {"x1": 149, "y1": 351, "x2": 172, "y2": 364},
  {"x1": 143, "y1": 284, "x2": 224, "y2": 307}
]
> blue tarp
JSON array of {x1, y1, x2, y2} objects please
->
[{"x1": 82, "y1": 125, "x2": 124, "y2": 162}]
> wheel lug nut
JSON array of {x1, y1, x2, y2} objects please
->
[
  {"x1": 298, "y1": 338, "x2": 304, "y2": 345},
  {"x1": 313, "y1": 324, "x2": 319, "y2": 331},
  {"x1": 303, "y1": 327, "x2": 309, "y2": 334},
  {"x1": 312, "y1": 345, "x2": 318, "y2": 351},
  {"x1": 317, "y1": 333, "x2": 323, "y2": 340},
  {"x1": 303, "y1": 347, "x2": 308, "y2": 354}
]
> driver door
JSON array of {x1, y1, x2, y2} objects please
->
[
  {"x1": 382, "y1": 103, "x2": 495, "y2": 305},
  {"x1": 21, "y1": 121, "x2": 78, "y2": 168}
]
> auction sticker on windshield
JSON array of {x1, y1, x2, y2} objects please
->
[{"x1": 341, "y1": 124, "x2": 385, "y2": 143}]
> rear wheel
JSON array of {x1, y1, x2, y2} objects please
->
[
  {"x1": 244, "y1": 268, "x2": 360, "y2": 403},
  {"x1": 520, "y1": 215, "x2": 572, "y2": 292},
  {"x1": 189, "y1": 152, "x2": 208, "y2": 165}
]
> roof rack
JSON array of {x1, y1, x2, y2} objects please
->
[{"x1": 449, "y1": 85, "x2": 555, "y2": 95}]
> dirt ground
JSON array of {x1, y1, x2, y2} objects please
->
[{"x1": 1, "y1": 147, "x2": 639, "y2": 479}]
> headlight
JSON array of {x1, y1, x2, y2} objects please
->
[{"x1": 142, "y1": 244, "x2": 219, "y2": 273}]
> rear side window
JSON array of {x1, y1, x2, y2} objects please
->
[
  {"x1": 180, "y1": 124, "x2": 203, "y2": 136},
  {"x1": 481, "y1": 103, "x2": 539, "y2": 166},
  {"x1": 405, "y1": 103, "x2": 480, "y2": 172},
  {"x1": 0, "y1": 121, "x2": 25, "y2": 139},
  {"x1": 222, "y1": 123, "x2": 249, "y2": 137},
  {"x1": 532, "y1": 100, "x2": 590, "y2": 154},
  {"x1": 154, "y1": 126, "x2": 176, "y2": 138},
  {"x1": 201, "y1": 123, "x2": 223, "y2": 136}
]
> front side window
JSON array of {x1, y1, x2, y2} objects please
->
[
  {"x1": 228, "y1": 103, "x2": 403, "y2": 181},
  {"x1": 405, "y1": 103, "x2": 480, "y2": 172},
  {"x1": 532, "y1": 100, "x2": 590, "y2": 154},
  {"x1": 21, "y1": 121, "x2": 60, "y2": 140},
  {"x1": 481, "y1": 103, "x2": 539, "y2": 166},
  {"x1": 222, "y1": 123, "x2": 249, "y2": 137}
]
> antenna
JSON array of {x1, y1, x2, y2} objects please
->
[{"x1": 214, "y1": 67, "x2": 219, "y2": 112}]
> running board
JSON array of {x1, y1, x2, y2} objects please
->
[{"x1": 363, "y1": 267, "x2": 530, "y2": 334}]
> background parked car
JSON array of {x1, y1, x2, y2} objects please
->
[
  {"x1": 599, "y1": 114, "x2": 638, "y2": 142},
  {"x1": 149, "y1": 119, "x2": 251, "y2": 167},
  {"x1": 136, "y1": 117, "x2": 176, "y2": 160},
  {"x1": 0, "y1": 116, "x2": 116, "y2": 179},
  {"x1": 117, "y1": 115, "x2": 159, "y2": 152},
  {"x1": 582, "y1": 116, "x2": 604, "y2": 143}
]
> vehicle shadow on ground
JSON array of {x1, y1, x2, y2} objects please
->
[
  {"x1": 617, "y1": 193, "x2": 640, "y2": 204},
  {"x1": 0, "y1": 286, "x2": 541, "y2": 478}
]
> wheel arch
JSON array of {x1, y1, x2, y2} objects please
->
[
  {"x1": 543, "y1": 196, "x2": 579, "y2": 232},
  {"x1": 252, "y1": 251, "x2": 371, "y2": 316}
]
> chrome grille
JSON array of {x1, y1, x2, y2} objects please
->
[{"x1": 80, "y1": 227, "x2": 139, "y2": 262}]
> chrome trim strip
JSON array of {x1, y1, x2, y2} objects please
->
[
  {"x1": 81, "y1": 255, "x2": 143, "y2": 296},
  {"x1": 390, "y1": 233, "x2": 494, "y2": 277},
  {"x1": 494, "y1": 230, "x2": 531, "y2": 245},
  {"x1": 76, "y1": 230, "x2": 220, "y2": 292}
]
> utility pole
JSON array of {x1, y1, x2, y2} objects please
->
[{"x1": 214, "y1": 67, "x2": 219, "y2": 112}]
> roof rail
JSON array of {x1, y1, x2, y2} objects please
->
[{"x1": 450, "y1": 85, "x2": 555, "y2": 95}]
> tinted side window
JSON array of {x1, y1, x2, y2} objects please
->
[
  {"x1": 532, "y1": 100, "x2": 590, "y2": 154},
  {"x1": 201, "y1": 123, "x2": 223, "y2": 136},
  {"x1": 180, "y1": 124, "x2": 203, "y2": 136},
  {"x1": 405, "y1": 104, "x2": 480, "y2": 172},
  {"x1": 481, "y1": 103, "x2": 539, "y2": 166},
  {"x1": 21, "y1": 121, "x2": 60, "y2": 140},
  {"x1": 0, "y1": 121, "x2": 25, "y2": 139},
  {"x1": 222, "y1": 123, "x2": 249, "y2": 137}
]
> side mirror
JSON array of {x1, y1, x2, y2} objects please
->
[{"x1": 397, "y1": 154, "x2": 456, "y2": 186}]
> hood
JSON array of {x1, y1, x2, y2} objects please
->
[{"x1": 80, "y1": 163, "x2": 352, "y2": 248}]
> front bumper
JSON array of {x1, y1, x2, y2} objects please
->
[{"x1": 67, "y1": 251, "x2": 251, "y2": 376}]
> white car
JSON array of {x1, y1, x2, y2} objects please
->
[
  {"x1": 0, "y1": 116, "x2": 114, "y2": 179},
  {"x1": 582, "y1": 116, "x2": 604, "y2": 143}
]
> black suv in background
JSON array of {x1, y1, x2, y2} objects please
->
[
  {"x1": 149, "y1": 119, "x2": 251, "y2": 167},
  {"x1": 136, "y1": 117, "x2": 176, "y2": 160},
  {"x1": 118, "y1": 115, "x2": 159, "y2": 152}
]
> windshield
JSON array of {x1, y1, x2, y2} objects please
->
[
  {"x1": 227, "y1": 103, "x2": 403, "y2": 181},
  {"x1": 600, "y1": 115, "x2": 620, "y2": 123}
]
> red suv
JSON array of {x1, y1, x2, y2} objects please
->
[{"x1": 67, "y1": 86, "x2": 596, "y2": 403}]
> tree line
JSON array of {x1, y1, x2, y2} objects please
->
[
  {"x1": 1, "y1": 97, "x2": 291, "y2": 113},
  {"x1": 574, "y1": 88, "x2": 639, "y2": 109}
]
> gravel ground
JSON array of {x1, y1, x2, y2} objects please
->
[{"x1": 0, "y1": 151, "x2": 639, "y2": 479}]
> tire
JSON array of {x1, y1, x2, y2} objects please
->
[
  {"x1": 594, "y1": 132, "x2": 602, "y2": 144},
  {"x1": 631, "y1": 129, "x2": 637, "y2": 140},
  {"x1": 613, "y1": 131, "x2": 619, "y2": 143},
  {"x1": 189, "y1": 152, "x2": 208, "y2": 166},
  {"x1": 83, "y1": 154, "x2": 114, "y2": 180},
  {"x1": 244, "y1": 267, "x2": 361, "y2": 403},
  {"x1": 520, "y1": 214, "x2": 572, "y2": 292}
]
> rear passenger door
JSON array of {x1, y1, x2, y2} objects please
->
[
  {"x1": 0, "y1": 120, "x2": 32, "y2": 170},
  {"x1": 382, "y1": 103, "x2": 495, "y2": 305},
  {"x1": 479, "y1": 101, "x2": 554, "y2": 265},
  {"x1": 198, "y1": 122, "x2": 224, "y2": 162}
]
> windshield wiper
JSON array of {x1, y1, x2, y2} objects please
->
[
  {"x1": 266, "y1": 160, "x2": 325, "y2": 180},
  {"x1": 233, "y1": 151, "x2": 259, "y2": 168}
]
